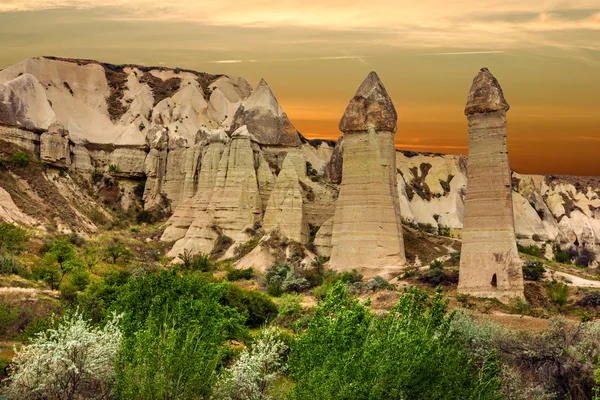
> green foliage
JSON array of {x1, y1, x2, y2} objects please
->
[
  {"x1": 577, "y1": 291, "x2": 600, "y2": 308},
  {"x1": 522, "y1": 260, "x2": 546, "y2": 281},
  {"x1": 69, "y1": 266, "x2": 91, "y2": 291},
  {"x1": 135, "y1": 209, "x2": 154, "y2": 224},
  {"x1": 264, "y1": 262, "x2": 310, "y2": 296},
  {"x1": 554, "y1": 243, "x2": 571, "y2": 264},
  {"x1": 108, "y1": 163, "x2": 121, "y2": 173},
  {"x1": 421, "y1": 260, "x2": 458, "y2": 286},
  {"x1": 278, "y1": 293, "x2": 303, "y2": 318},
  {"x1": 212, "y1": 234, "x2": 233, "y2": 259},
  {"x1": 439, "y1": 225, "x2": 451, "y2": 237},
  {"x1": 104, "y1": 239, "x2": 130, "y2": 264},
  {"x1": 364, "y1": 276, "x2": 394, "y2": 291},
  {"x1": 546, "y1": 280, "x2": 569, "y2": 307},
  {"x1": 178, "y1": 250, "x2": 213, "y2": 272},
  {"x1": 226, "y1": 267, "x2": 254, "y2": 281},
  {"x1": 0, "y1": 222, "x2": 28, "y2": 255},
  {"x1": 288, "y1": 283, "x2": 502, "y2": 399},
  {"x1": 313, "y1": 269, "x2": 364, "y2": 300},
  {"x1": 9, "y1": 151, "x2": 31, "y2": 168},
  {"x1": 518, "y1": 244, "x2": 542, "y2": 257},
  {"x1": 77, "y1": 270, "x2": 131, "y2": 323},
  {"x1": 59, "y1": 281, "x2": 78, "y2": 303},
  {"x1": 0, "y1": 301, "x2": 20, "y2": 336},
  {"x1": 34, "y1": 239, "x2": 78, "y2": 289},
  {"x1": 113, "y1": 271, "x2": 247, "y2": 399},
  {"x1": 222, "y1": 284, "x2": 278, "y2": 328}
]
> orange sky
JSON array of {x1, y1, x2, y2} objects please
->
[{"x1": 0, "y1": 1, "x2": 598, "y2": 175}]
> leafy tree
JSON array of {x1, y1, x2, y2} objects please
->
[
  {"x1": 9, "y1": 151, "x2": 31, "y2": 168},
  {"x1": 213, "y1": 326, "x2": 288, "y2": 400},
  {"x1": 104, "y1": 240, "x2": 130, "y2": 264},
  {"x1": 113, "y1": 271, "x2": 247, "y2": 399},
  {"x1": 522, "y1": 260, "x2": 546, "y2": 281},
  {"x1": 288, "y1": 283, "x2": 502, "y2": 400},
  {"x1": 82, "y1": 245, "x2": 99, "y2": 271},
  {"x1": 0, "y1": 223, "x2": 28, "y2": 255},
  {"x1": 35, "y1": 239, "x2": 78, "y2": 289},
  {"x1": 222, "y1": 284, "x2": 278, "y2": 328},
  {"x1": 4, "y1": 311, "x2": 122, "y2": 400}
]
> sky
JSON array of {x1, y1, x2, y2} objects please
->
[{"x1": 0, "y1": 1, "x2": 599, "y2": 175}]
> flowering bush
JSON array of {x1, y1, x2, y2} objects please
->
[{"x1": 4, "y1": 311, "x2": 122, "y2": 400}]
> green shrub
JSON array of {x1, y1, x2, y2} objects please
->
[
  {"x1": 113, "y1": 271, "x2": 247, "y2": 399},
  {"x1": 0, "y1": 301, "x2": 20, "y2": 336},
  {"x1": 365, "y1": 276, "x2": 394, "y2": 291},
  {"x1": 577, "y1": 291, "x2": 600, "y2": 308},
  {"x1": 554, "y1": 244, "x2": 571, "y2": 264},
  {"x1": 288, "y1": 284, "x2": 502, "y2": 399},
  {"x1": 136, "y1": 209, "x2": 154, "y2": 224},
  {"x1": 59, "y1": 281, "x2": 78, "y2": 303},
  {"x1": 9, "y1": 151, "x2": 31, "y2": 168},
  {"x1": 108, "y1": 163, "x2": 121, "y2": 173},
  {"x1": 264, "y1": 262, "x2": 310, "y2": 296},
  {"x1": 546, "y1": 280, "x2": 569, "y2": 307},
  {"x1": 313, "y1": 269, "x2": 364, "y2": 300},
  {"x1": 178, "y1": 250, "x2": 213, "y2": 272},
  {"x1": 222, "y1": 284, "x2": 278, "y2": 328},
  {"x1": 226, "y1": 267, "x2": 254, "y2": 281},
  {"x1": 439, "y1": 225, "x2": 451, "y2": 237},
  {"x1": 522, "y1": 260, "x2": 546, "y2": 281},
  {"x1": 518, "y1": 244, "x2": 542, "y2": 257},
  {"x1": 77, "y1": 270, "x2": 131, "y2": 323},
  {"x1": 69, "y1": 267, "x2": 91, "y2": 291},
  {"x1": 278, "y1": 293, "x2": 303, "y2": 318},
  {"x1": 0, "y1": 222, "x2": 28, "y2": 254},
  {"x1": 420, "y1": 260, "x2": 458, "y2": 286}
]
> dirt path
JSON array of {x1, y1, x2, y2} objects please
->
[{"x1": 546, "y1": 270, "x2": 600, "y2": 288}]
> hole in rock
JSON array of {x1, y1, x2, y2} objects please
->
[{"x1": 491, "y1": 274, "x2": 497, "y2": 287}]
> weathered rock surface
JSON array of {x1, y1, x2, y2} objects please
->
[
  {"x1": 329, "y1": 72, "x2": 405, "y2": 276},
  {"x1": 230, "y1": 79, "x2": 301, "y2": 147},
  {"x1": 263, "y1": 152, "x2": 308, "y2": 243},
  {"x1": 39, "y1": 122, "x2": 71, "y2": 167},
  {"x1": 458, "y1": 68, "x2": 524, "y2": 302}
]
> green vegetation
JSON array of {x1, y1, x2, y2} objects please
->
[
  {"x1": 226, "y1": 267, "x2": 254, "y2": 281},
  {"x1": 522, "y1": 260, "x2": 546, "y2": 281},
  {"x1": 8, "y1": 151, "x2": 31, "y2": 168},
  {"x1": 289, "y1": 284, "x2": 502, "y2": 399},
  {"x1": 108, "y1": 163, "x2": 121, "y2": 173}
]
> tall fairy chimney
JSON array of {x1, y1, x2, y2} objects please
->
[
  {"x1": 458, "y1": 68, "x2": 524, "y2": 302},
  {"x1": 329, "y1": 71, "x2": 405, "y2": 277}
]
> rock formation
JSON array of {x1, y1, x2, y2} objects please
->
[
  {"x1": 230, "y1": 79, "x2": 301, "y2": 147},
  {"x1": 458, "y1": 68, "x2": 524, "y2": 301},
  {"x1": 263, "y1": 151, "x2": 308, "y2": 243},
  {"x1": 329, "y1": 72, "x2": 405, "y2": 276},
  {"x1": 40, "y1": 122, "x2": 71, "y2": 167}
]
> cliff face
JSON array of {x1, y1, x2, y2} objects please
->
[{"x1": 0, "y1": 57, "x2": 598, "y2": 275}]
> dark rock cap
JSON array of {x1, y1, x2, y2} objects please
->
[
  {"x1": 465, "y1": 68, "x2": 510, "y2": 115},
  {"x1": 339, "y1": 71, "x2": 397, "y2": 133}
]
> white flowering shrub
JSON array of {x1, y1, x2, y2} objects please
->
[
  {"x1": 3, "y1": 311, "x2": 122, "y2": 400},
  {"x1": 214, "y1": 326, "x2": 288, "y2": 400}
]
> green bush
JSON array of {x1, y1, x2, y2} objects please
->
[
  {"x1": 518, "y1": 244, "x2": 542, "y2": 257},
  {"x1": 222, "y1": 284, "x2": 278, "y2": 328},
  {"x1": 0, "y1": 222, "x2": 28, "y2": 255},
  {"x1": 113, "y1": 271, "x2": 247, "y2": 399},
  {"x1": 264, "y1": 262, "x2": 310, "y2": 296},
  {"x1": 577, "y1": 291, "x2": 600, "y2": 308},
  {"x1": 77, "y1": 270, "x2": 131, "y2": 323},
  {"x1": 554, "y1": 244, "x2": 571, "y2": 264},
  {"x1": 9, "y1": 151, "x2": 31, "y2": 168},
  {"x1": 108, "y1": 163, "x2": 120, "y2": 173},
  {"x1": 136, "y1": 209, "x2": 154, "y2": 224},
  {"x1": 546, "y1": 280, "x2": 569, "y2": 307},
  {"x1": 226, "y1": 267, "x2": 254, "y2": 281},
  {"x1": 69, "y1": 267, "x2": 91, "y2": 291},
  {"x1": 178, "y1": 250, "x2": 213, "y2": 272},
  {"x1": 0, "y1": 301, "x2": 20, "y2": 336},
  {"x1": 288, "y1": 283, "x2": 502, "y2": 399},
  {"x1": 522, "y1": 260, "x2": 546, "y2": 281},
  {"x1": 420, "y1": 260, "x2": 458, "y2": 286},
  {"x1": 313, "y1": 269, "x2": 364, "y2": 300},
  {"x1": 278, "y1": 293, "x2": 303, "y2": 318},
  {"x1": 365, "y1": 276, "x2": 394, "y2": 291}
]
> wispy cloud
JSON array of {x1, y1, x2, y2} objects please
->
[
  {"x1": 424, "y1": 50, "x2": 505, "y2": 56},
  {"x1": 207, "y1": 55, "x2": 366, "y2": 64}
]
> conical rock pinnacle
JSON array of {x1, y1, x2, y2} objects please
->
[
  {"x1": 339, "y1": 71, "x2": 397, "y2": 133},
  {"x1": 465, "y1": 68, "x2": 510, "y2": 115}
]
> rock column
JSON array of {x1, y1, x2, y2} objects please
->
[
  {"x1": 458, "y1": 68, "x2": 524, "y2": 301},
  {"x1": 329, "y1": 72, "x2": 405, "y2": 276}
]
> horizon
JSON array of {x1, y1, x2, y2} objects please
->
[{"x1": 1, "y1": 1, "x2": 598, "y2": 176}]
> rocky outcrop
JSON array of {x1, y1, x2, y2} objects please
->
[
  {"x1": 230, "y1": 79, "x2": 301, "y2": 147},
  {"x1": 40, "y1": 122, "x2": 71, "y2": 167},
  {"x1": 263, "y1": 152, "x2": 308, "y2": 243},
  {"x1": 325, "y1": 136, "x2": 343, "y2": 183},
  {"x1": 458, "y1": 68, "x2": 524, "y2": 302},
  {"x1": 168, "y1": 126, "x2": 268, "y2": 256},
  {"x1": 329, "y1": 72, "x2": 405, "y2": 276}
]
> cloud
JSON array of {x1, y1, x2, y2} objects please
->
[
  {"x1": 206, "y1": 55, "x2": 366, "y2": 64},
  {"x1": 423, "y1": 50, "x2": 505, "y2": 56},
  {"x1": 1, "y1": 1, "x2": 598, "y2": 51}
]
